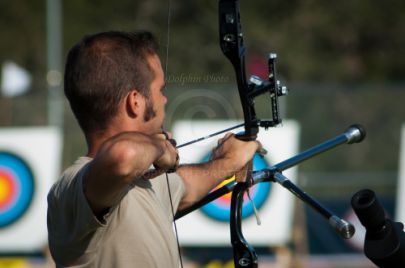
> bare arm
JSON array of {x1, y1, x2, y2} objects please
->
[
  {"x1": 176, "y1": 133, "x2": 260, "y2": 210},
  {"x1": 84, "y1": 132, "x2": 178, "y2": 215}
]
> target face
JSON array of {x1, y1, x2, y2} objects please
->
[
  {"x1": 0, "y1": 152, "x2": 34, "y2": 228},
  {"x1": 200, "y1": 153, "x2": 271, "y2": 222}
]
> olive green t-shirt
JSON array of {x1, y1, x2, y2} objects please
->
[{"x1": 47, "y1": 157, "x2": 185, "y2": 268}]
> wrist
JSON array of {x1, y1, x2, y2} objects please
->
[{"x1": 208, "y1": 157, "x2": 239, "y2": 180}]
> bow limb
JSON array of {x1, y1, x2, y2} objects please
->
[
  {"x1": 231, "y1": 181, "x2": 259, "y2": 268},
  {"x1": 219, "y1": 0, "x2": 258, "y2": 140}
]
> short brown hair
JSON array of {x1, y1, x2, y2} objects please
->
[{"x1": 64, "y1": 31, "x2": 159, "y2": 134}]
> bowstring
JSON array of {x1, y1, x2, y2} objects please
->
[{"x1": 163, "y1": 0, "x2": 184, "y2": 267}]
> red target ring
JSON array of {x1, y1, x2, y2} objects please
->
[{"x1": 0, "y1": 169, "x2": 18, "y2": 212}]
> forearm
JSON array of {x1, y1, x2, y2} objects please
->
[
  {"x1": 85, "y1": 132, "x2": 165, "y2": 212},
  {"x1": 175, "y1": 133, "x2": 260, "y2": 211},
  {"x1": 176, "y1": 158, "x2": 237, "y2": 210},
  {"x1": 97, "y1": 132, "x2": 163, "y2": 179}
]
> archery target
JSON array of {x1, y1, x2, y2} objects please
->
[
  {"x1": 0, "y1": 127, "x2": 62, "y2": 253},
  {"x1": 200, "y1": 153, "x2": 271, "y2": 222},
  {"x1": 173, "y1": 120, "x2": 300, "y2": 246},
  {"x1": 0, "y1": 152, "x2": 35, "y2": 227}
]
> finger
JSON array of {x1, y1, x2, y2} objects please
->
[
  {"x1": 235, "y1": 160, "x2": 252, "y2": 183},
  {"x1": 235, "y1": 169, "x2": 248, "y2": 183},
  {"x1": 166, "y1": 153, "x2": 180, "y2": 174},
  {"x1": 175, "y1": 153, "x2": 180, "y2": 166},
  {"x1": 161, "y1": 131, "x2": 177, "y2": 147},
  {"x1": 162, "y1": 130, "x2": 173, "y2": 140},
  {"x1": 217, "y1": 132, "x2": 234, "y2": 145},
  {"x1": 255, "y1": 140, "x2": 267, "y2": 156},
  {"x1": 154, "y1": 133, "x2": 167, "y2": 141},
  {"x1": 223, "y1": 132, "x2": 233, "y2": 139},
  {"x1": 168, "y1": 138, "x2": 177, "y2": 147},
  {"x1": 217, "y1": 138, "x2": 223, "y2": 146},
  {"x1": 209, "y1": 147, "x2": 217, "y2": 160}
]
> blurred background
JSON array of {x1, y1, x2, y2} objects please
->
[{"x1": 0, "y1": 0, "x2": 405, "y2": 267}]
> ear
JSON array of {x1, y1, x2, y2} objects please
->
[{"x1": 125, "y1": 89, "x2": 145, "y2": 118}]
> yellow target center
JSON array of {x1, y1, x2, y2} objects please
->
[{"x1": 0, "y1": 175, "x2": 11, "y2": 203}]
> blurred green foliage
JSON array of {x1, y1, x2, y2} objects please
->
[
  {"x1": 1, "y1": 0, "x2": 405, "y2": 87},
  {"x1": 0, "y1": 0, "x2": 404, "y2": 196}
]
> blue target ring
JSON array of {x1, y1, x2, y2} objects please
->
[
  {"x1": 0, "y1": 152, "x2": 34, "y2": 228},
  {"x1": 200, "y1": 153, "x2": 271, "y2": 222}
]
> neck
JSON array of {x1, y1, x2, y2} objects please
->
[
  {"x1": 85, "y1": 118, "x2": 136, "y2": 158},
  {"x1": 85, "y1": 115, "x2": 157, "y2": 158},
  {"x1": 85, "y1": 127, "x2": 119, "y2": 158}
]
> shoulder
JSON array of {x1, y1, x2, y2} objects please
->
[
  {"x1": 151, "y1": 172, "x2": 185, "y2": 193},
  {"x1": 47, "y1": 156, "x2": 105, "y2": 261},
  {"x1": 48, "y1": 157, "x2": 92, "y2": 201},
  {"x1": 150, "y1": 172, "x2": 186, "y2": 212}
]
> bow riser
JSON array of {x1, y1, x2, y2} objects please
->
[{"x1": 219, "y1": 0, "x2": 282, "y2": 266}]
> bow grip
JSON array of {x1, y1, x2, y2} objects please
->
[{"x1": 235, "y1": 131, "x2": 257, "y2": 142}]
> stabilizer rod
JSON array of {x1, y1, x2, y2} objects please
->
[{"x1": 175, "y1": 124, "x2": 366, "y2": 236}]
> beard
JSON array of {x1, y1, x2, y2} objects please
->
[{"x1": 143, "y1": 97, "x2": 156, "y2": 122}]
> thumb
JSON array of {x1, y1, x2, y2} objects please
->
[{"x1": 235, "y1": 160, "x2": 252, "y2": 183}]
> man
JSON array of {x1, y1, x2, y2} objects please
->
[{"x1": 47, "y1": 31, "x2": 261, "y2": 267}]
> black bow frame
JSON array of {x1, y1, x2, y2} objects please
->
[{"x1": 174, "y1": 1, "x2": 366, "y2": 267}]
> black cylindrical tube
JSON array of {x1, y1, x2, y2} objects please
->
[{"x1": 351, "y1": 189, "x2": 386, "y2": 233}]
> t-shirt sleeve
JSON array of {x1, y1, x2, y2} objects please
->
[
  {"x1": 168, "y1": 172, "x2": 186, "y2": 212},
  {"x1": 153, "y1": 172, "x2": 186, "y2": 218},
  {"x1": 47, "y1": 161, "x2": 106, "y2": 264}
]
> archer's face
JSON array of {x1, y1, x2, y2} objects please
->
[{"x1": 141, "y1": 54, "x2": 167, "y2": 134}]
